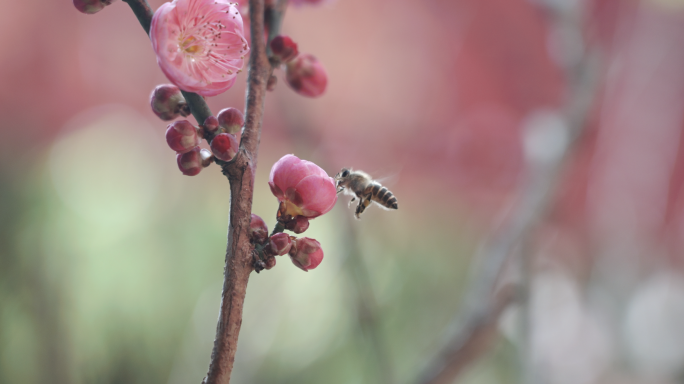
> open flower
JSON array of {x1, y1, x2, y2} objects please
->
[
  {"x1": 269, "y1": 154, "x2": 337, "y2": 218},
  {"x1": 150, "y1": 0, "x2": 250, "y2": 96}
]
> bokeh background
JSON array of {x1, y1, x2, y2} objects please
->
[{"x1": 2, "y1": 0, "x2": 684, "y2": 383}]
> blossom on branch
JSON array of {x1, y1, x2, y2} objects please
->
[
  {"x1": 150, "y1": 0, "x2": 250, "y2": 96},
  {"x1": 269, "y1": 154, "x2": 337, "y2": 218}
]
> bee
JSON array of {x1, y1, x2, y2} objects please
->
[{"x1": 334, "y1": 168, "x2": 398, "y2": 218}]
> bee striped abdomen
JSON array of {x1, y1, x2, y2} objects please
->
[{"x1": 365, "y1": 182, "x2": 398, "y2": 210}]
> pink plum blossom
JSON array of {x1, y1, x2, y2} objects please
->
[
  {"x1": 150, "y1": 0, "x2": 250, "y2": 96},
  {"x1": 289, "y1": 237, "x2": 323, "y2": 271},
  {"x1": 268, "y1": 154, "x2": 337, "y2": 218}
]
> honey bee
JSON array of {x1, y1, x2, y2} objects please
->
[{"x1": 334, "y1": 168, "x2": 398, "y2": 218}]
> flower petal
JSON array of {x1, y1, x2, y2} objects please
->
[{"x1": 294, "y1": 174, "x2": 338, "y2": 217}]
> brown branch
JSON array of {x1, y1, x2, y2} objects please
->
[
  {"x1": 417, "y1": 286, "x2": 517, "y2": 384},
  {"x1": 123, "y1": 0, "x2": 287, "y2": 383},
  {"x1": 201, "y1": 0, "x2": 271, "y2": 382}
]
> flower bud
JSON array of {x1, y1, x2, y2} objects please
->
[
  {"x1": 285, "y1": 215, "x2": 310, "y2": 234},
  {"x1": 268, "y1": 232, "x2": 292, "y2": 256},
  {"x1": 217, "y1": 107, "x2": 244, "y2": 134},
  {"x1": 203, "y1": 115, "x2": 220, "y2": 135},
  {"x1": 289, "y1": 237, "x2": 323, "y2": 271},
  {"x1": 269, "y1": 154, "x2": 337, "y2": 218},
  {"x1": 264, "y1": 257, "x2": 277, "y2": 270},
  {"x1": 176, "y1": 146, "x2": 202, "y2": 176},
  {"x1": 73, "y1": 0, "x2": 116, "y2": 14},
  {"x1": 210, "y1": 133, "x2": 239, "y2": 162},
  {"x1": 150, "y1": 84, "x2": 190, "y2": 121},
  {"x1": 286, "y1": 54, "x2": 328, "y2": 98},
  {"x1": 270, "y1": 35, "x2": 299, "y2": 63},
  {"x1": 166, "y1": 120, "x2": 200, "y2": 154},
  {"x1": 250, "y1": 214, "x2": 269, "y2": 242}
]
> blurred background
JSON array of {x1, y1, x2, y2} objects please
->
[{"x1": 2, "y1": 0, "x2": 684, "y2": 383}]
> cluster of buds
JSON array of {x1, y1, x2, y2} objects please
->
[
  {"x1": 151, "y1": 84, "x2": 244, "y2": 176},
  {"x1": 269, "y1": 35, "x2": 328, "y2": 98},
  {"x1": 250, "y1": 214, "x2": 324, "y2": 272},
  {"x1": 249, "y1": 154, "x2": 337, "y2": 272}
]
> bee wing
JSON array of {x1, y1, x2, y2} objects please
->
[
  {"x1": 363, "y1": 165, "x2": 402, "y2": 188},
  {"x1": 373, "y1": 171, "x2": 401, "y2": 188}
]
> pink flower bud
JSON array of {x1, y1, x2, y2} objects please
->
[
  {"x1": 176, "y1": 146, "x2": 202, "y2": 176},
  {"x1": 264, "y1": 257, "x2": 276, "y2": 270},
  {"x1": 285, "y1": 215, "x2": 310, "y2": 234},
  {"x1": 289, "y1": 237, "x2": 323, "y2": 271},
  {"x1": 269, "y1": 154, "x2": 337, "y2": 218},
  {"x1": 166, "y1": 120, "x2": 200, "y2": 154},
  {"x1": 210, "y1": 133, "x2": 239, "y2": 162},
  {"x1": 268, "y1": 233, "x2": 292, "y2": 256},
  {"x1": 150, "y1": 84, "x2": 190, "y2": 121},
  {"x1": 250, "y1": 214, "x2": 268, "y2": 242},
  {"x1": 150, "y1": 0, "x2": 249, "y2": 96},
  {"x1": 271, "y1": 35, "x2": 299, "y2": 63},
  {"x1": 73, "y1": 0, "x2": 115, "y2": 14},
  {"x1": 217, "y1": 108, "x2": 245, "y2": 134},
  {"x1": 285, "y1": 54, "x2": 328, "y2": 98},
  {"x1": 203, "y1": 115, "x2": 219, "y2": 135}
]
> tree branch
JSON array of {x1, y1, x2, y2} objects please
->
[{"x1": 123, "y1": 0, "x2": 287, "y2": 383}]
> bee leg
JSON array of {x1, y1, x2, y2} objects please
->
[
  {"x1": 348, "y1": 197, "x2": 356, "y2": 208},
  {"x1": 354, "y1": 196, "x2": 371, "y2": 219}
]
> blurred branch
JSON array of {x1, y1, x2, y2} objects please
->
[
  {"x1": 417, "y1": 286, "x2": 517, "y2": 384},
  {"x1": 123, "y1": 1, "x2": 286, "y2": 383},
  {"x1": 415, "y1": 6, "x2": 601, "y2": 384}
]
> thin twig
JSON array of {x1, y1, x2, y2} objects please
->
[{"x1": 123, "y1": 0, "x2": 286, "y2": 383}]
